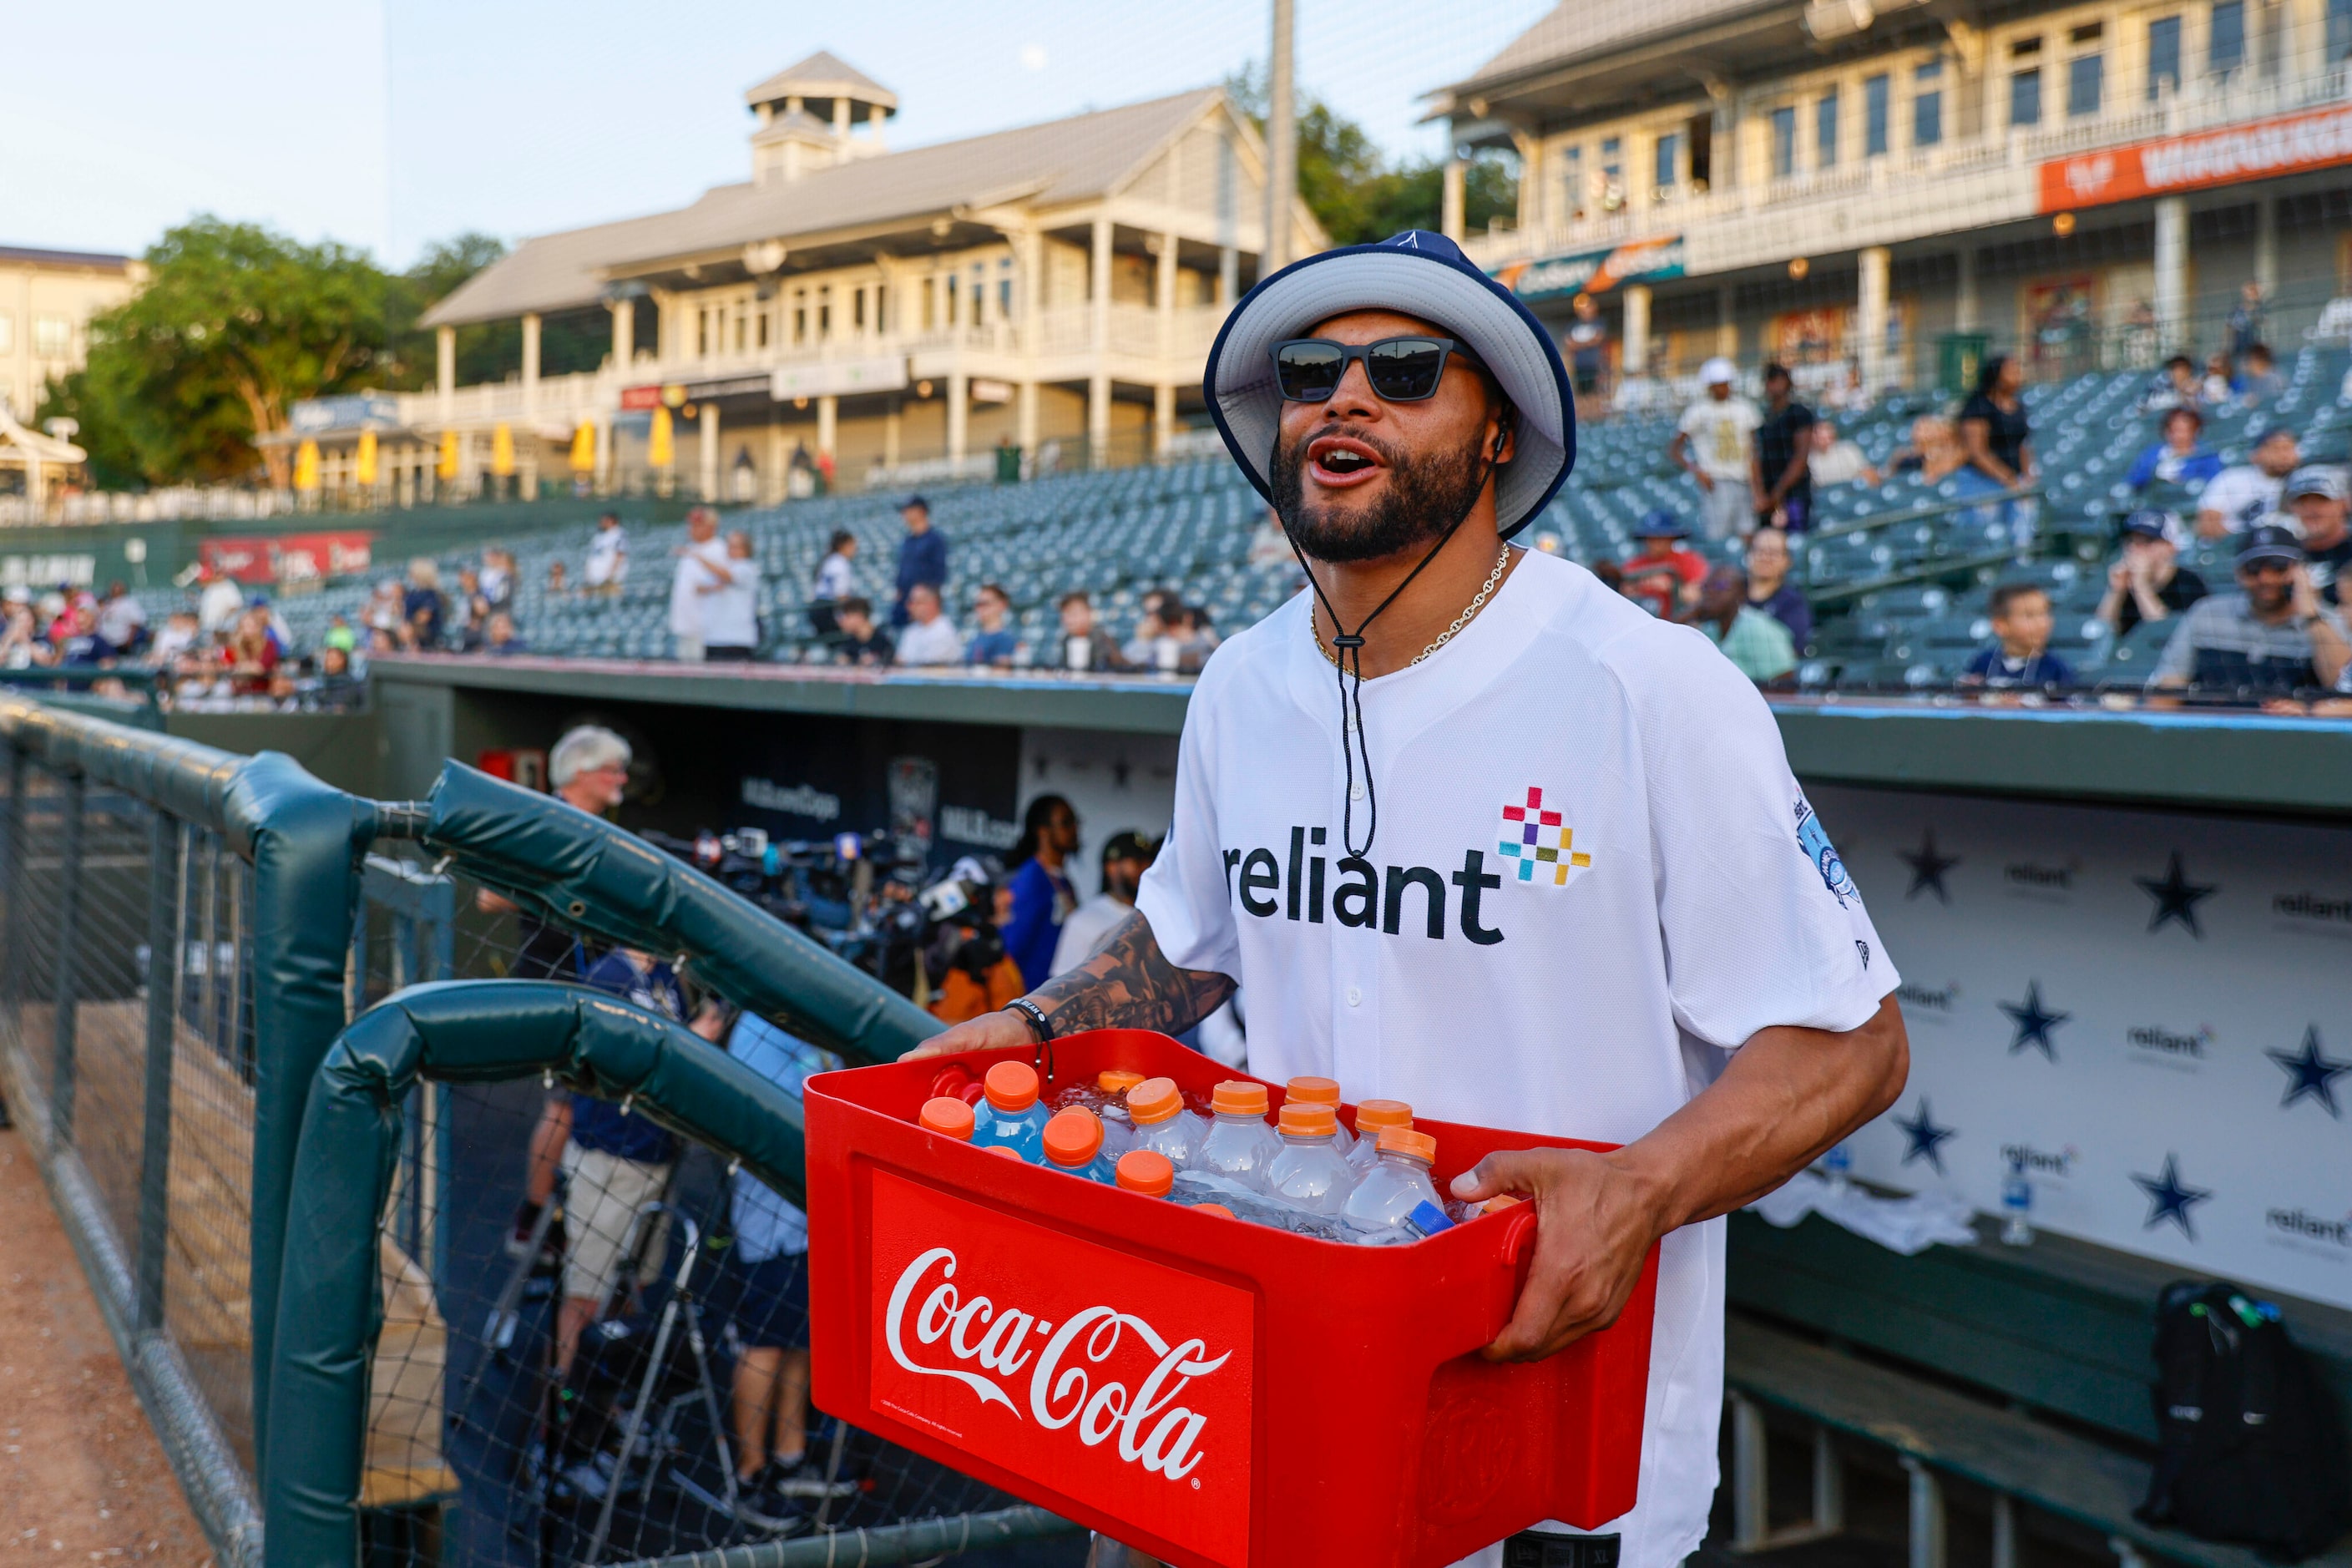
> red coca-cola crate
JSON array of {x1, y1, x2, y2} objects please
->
[{"x1": 804, "y1": 1029, "x2": 1658, "y2": 1568}]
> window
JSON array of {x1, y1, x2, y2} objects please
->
[
  {"x1": 1769, "y1": 105, "x2": 1798, "y2": 177},
  {"x1": 1914, "y1": 60, "x2": 1944, "y2": 146},
  {"x1": 1601, "y1": 137, "x2": 1624, "y2": 208},
  {"x1": 999, "y1": 259, "x2": 1013, "y2": 317},
  {"x1": 2209, "y1": 0, "x2": 2245, "y2": 73},
  {"x1": 695, "y1": 308, "x2": 709, "y2": 357},
  {"x1": 1654, "y1": 130, "x2": 1682, "y2": 193},
  {"x1": 1817, "y1": 91, "x2": 1840, "y2": 167},
  {"x1": 756, "y1": 310, "x2": 770, "y2": 348},
  {"x1": 32, "y1": 315, "x2": 69, "y2": 358},
  {"x1": 2012, "y1": 67, "x2": 2044, "y2": 125},
  {"x1": 1864, "y1": 73, "x2": 1891, "y2": 155},
  {"x1": 819, "y1": 286, "x2": 832, "y2": 337},
  {"x1": 2069, "y1": 49, "x2": 2105, "y2": 115},
  {"x1": 733, "y1": 309, "x2": 746, "y2": 352},
  {"x1": 2148, "y1": 14, "x2": 2183, "y2": 98},
  {"x1": 2333, "y1": 0, "x2": 2352, "y2": 61},
  {"x1": 1560, "y1": 144, "x2": 1585, "y2": 218}
]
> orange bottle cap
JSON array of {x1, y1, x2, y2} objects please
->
[
  {"x1": 1191, "y1": 1203, "x2": 1236, "y2": 1219},
  {"x1": 1115, "y1": 1150, "x2": 1174, "y2": 1196},
  {"x1": 1480, "y1": 1193, "x2": 1525, "y2": 1215},
  {"x1": 1211, "y1": 1080, "x2": 1269, "y2": 1118},
  {"x1": 984, "y1": 1060, "x2": 1040, "y2": 1112},
  {"x1": 1376, "y1": 1126, "x2": 1437, "y2": 1163},
  {"x1": 1277, "y1": 1101, "x2": 1338, "y2": 1138},
  {"x1": 1042, "y1": 1107, "x2": 1105, "y2": 1167},
  {"x1": 918, "y1": 1096, "x2": 975, "y2": 1140},
  {"x1": 1098, "y1": 1069, "x2": 1146, "y2": 1095},
  {"x1": 1285, "y1": 1075, "x2": 1342, "y2": 1106},
  {"x1": 984, "y1": 1145, "x2": 1024, "y2": 1161},
  {"x1": 1125, "y1": 1076, "x2": 1183, "y2": 1125},
  {"x1": 1355, "y1": 1099, "x2": 1414, "y2": 1133}
]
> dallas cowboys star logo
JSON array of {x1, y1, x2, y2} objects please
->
[
  {"x1": 2268, "y1": 1024, "x2": 2350, "y2": 1118},
  {"x1": 2136, "y1": 852, "x2": 2217, "y2": 938},
  {"x1": 1899, "y1": 830, "x2": 1960, "y2": 903},
  {"x1": 2132, "y1": 1154, "x2": 2212, "y2": 1239},
  {"x1": 1894, "y1": 1099, "x2": 1956, "y2": 1173},
  {"x1": 2000, "y1": 981, "x2": 2069, "y2": 1060}
]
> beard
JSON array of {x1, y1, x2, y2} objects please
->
[{"x1": 1270, "y1": 423, "x2": 1490, "y2": 564}]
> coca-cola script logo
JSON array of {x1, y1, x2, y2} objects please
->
[{"x1": 865, "y1": 1171, "x2": 1255, "y2": 1564}]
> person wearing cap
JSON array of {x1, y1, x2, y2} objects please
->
[
  {"x1": 2196, "y1": 425, "x2": 2299, "y2": 539},
  {"x1": 1621, "y1": 509, "x2": 1708, "y2": 620},
  {"x1": 2152, "y1": 524, "x2": 2349, "y2": 697},
  {"x1": 1670, "y1": 357, "x2": 1761, "y2": 541},
  {"x1": 2284, "y1": 465, "x2": 2352, "y2": 605},
  {"x1": 892, "y1": 495, "x2": 948, "y2": 628},
  {"x1": 906, "y1": 230, "x2": 1908, "y2": 1568},
  {"x1": 1050, "y1": 829, "x2": 1156, "y2": 976},
  {"x1": 2125, "y1": 406, "x2": 2224, "y2": 493},
  {"x1": 2097, "y1": 511, "x2": 2208, "y2": 640}
]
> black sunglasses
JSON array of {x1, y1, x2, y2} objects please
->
[{"x1": 1270, "y1": 336, "x2": 1484, "y2": 403}]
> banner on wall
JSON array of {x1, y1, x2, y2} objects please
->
[
  {"x1": 1811, "y1": 784, "x2": 2352, "y2": 1311},
  {"x1": 198, "y1": 531, "x2": 374, "y2": 585},
  {"x1": 2039, "y1": 102, "x2": 2352, "y2": 212},
  {"x1": 1495, "y1": 235, "x2": 1687, "y2": 301}
]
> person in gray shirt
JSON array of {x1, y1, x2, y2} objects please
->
[{"x1": 2152, "y1": 525, "x2": 2350, "y2": 697}]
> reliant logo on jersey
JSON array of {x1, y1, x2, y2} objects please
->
[{"x1": 1222, "y1": 827, "x2": 1509, "y2": 943}]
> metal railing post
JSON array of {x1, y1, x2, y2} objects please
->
[
  {"x1": 137, "y1": 812, "x2": 182, "y2": 1333},
  {"x1": 2, "y1": 746, "x2": 24, "y2": 1029},
  {"x1": 49, "y1": 768, "x2": 85, "y2": 1146}
]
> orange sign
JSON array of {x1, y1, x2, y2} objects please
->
[{"x1": 2041, "y1": 103, "x2": 2352, "y2": 212}]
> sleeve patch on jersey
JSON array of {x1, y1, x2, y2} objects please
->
[{"x1": 1794, "y1": 796, "x2": 1859, "y2": 908}]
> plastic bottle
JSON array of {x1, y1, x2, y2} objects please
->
[
  {"x1": 2000, "y1": 1154, "x2": 2034, "y2": 1247},
  {"x1": 918, "y1": 1096, "x2": 975, "y2": 1141},
  {"x1": 1097, "y1": 1069, "x2": 1145, "y2": 1157},
  {"x1": 1115, "y1": 1149, "x2": 1174, "y2": 1197},
  {"x1": 1264, "y1": 1102, "x2": 1358, "y2": 1215},
  {"x1": 1196, "y1": 1080, "x2": 1282, "y2": 1194},
  {"x1": 1125, "y1": 1076, "x2": 1205, "y2": 1168},
  {"x1": 1191, "y1": 1203, "x2": 1236, "y2": 1220},
  {"x1": 1346, "y1": 1100, "x2": 1414, "y2": 1175},
  {"x1": 971, "y1": 1060, "x2": 1050, "y2": 1162},
  {"x1": 1283, "y1": 1076, "x2": 1353, "y2": 1157},
  {"x1": 1343, "y1": 1129, "x2": 1445, "y2": 1235},
  {"x1": 1042, "y1": 1107, "x2": 1120, "y2": 1183},
  {"x1": 1823, "y1": 1141, "x2": 1852, "y2": 1194}
]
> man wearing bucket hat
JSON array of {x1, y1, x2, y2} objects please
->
[{"x1": 911, "y1": 230, "x2": 1907, "y2": 1567}]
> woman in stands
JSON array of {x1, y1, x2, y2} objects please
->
[
  {"x1": 1887, "y1": 416, "x2": 1964, "y2": 483},
  {"x1": 1743, "y1": 526, "x2": 1811, "y2": 652},
  {"x1": 1959, "y1": 354, "x2": 2037, "y2": 553},
  {"x1": 2126, "y1": 407, "x2": 2224, "y2": 494}
]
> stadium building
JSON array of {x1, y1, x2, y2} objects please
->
[
  {"x1": 347, "y1": 54, "x2": 1323, "y2": 506},
  {"x1": 1428, "y1": 0, "x2": 2352, "y2": 392}
]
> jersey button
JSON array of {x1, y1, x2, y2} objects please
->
[
  {"x1": 1348, "y1": 782, "x2": 1364, "y2": 801},
  {"x1": 1345, "y1": 986, "x2": 1363, "y2": 1007}
]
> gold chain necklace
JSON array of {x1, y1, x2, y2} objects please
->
[{"x1": 1313, "y1": 544, "x2": 1514, "y2": 670}]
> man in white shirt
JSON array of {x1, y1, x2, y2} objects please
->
[
  {"x1": 1049, "y1": 830, "x2": 1154, "y2": 975},
  {"x1": 1669, "y1": 357, "x2": 1761, "y2": 541},
  {"x1": 584, "y1": 512, "x2": 628, "y2": 592},
  {"x1": 669, "y1": 508, "x2": 732, "y2": 662},
  {"x1": 700, "y1": 529, "x2": 761, "y2": 660},
  {"x1": 910, "y1": 230, "x2": 1907, "y2": 1568},
  {"x1": 197, "y1": 567, "x2": 245, "y2": 637},
  {"x1": 2196, "y1": 425, "x2": 2299, "y2": 539},
  {"x1": 893, "y1": 583, "x2": 964, "y2": 665}
]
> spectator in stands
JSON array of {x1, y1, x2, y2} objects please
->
[
  {"x1": 1807, "y1": 419, "x2": 1878, "y2": 490},
  {"x1": 893, "y1": 495, "x2": 947, "y2": 628},
  {"x1": 322, "y1": 615, "x2": 357, "y2": 655},
  {"x1": 1887, "y1": 415, "x2": 1965, "y2": 483},
  {"x1": 2126, "y1": 407, "x2": 2225, "y2": 493},
  {"x1": 2196, "y1": 425, "x2": 2299, "y2": 539},
  {"x1": 701, "y1": 529, "x2": 761, "y2": 661},
  {"x1": 1050, "y1": 830, "x2": 1154, "y2": 975},
  {"x1": 1173, "y1": 603, "x2": 1219, "y2": 665},
  {"x1": 1754, "y1": 363, "x2": 1817, "y2": 532},
  {"x1": 1828, "y1": 357, "x2": 1870, "y2": 413},
  {"x1": 808, "y1": 529, "x2": 857, "y2": 641},
  {"x1": 479, "y1": 548, "x2": 514, "y2": 609},
  {"x1": 1687, "y1": 564, "x2": 1797, "y2": 684},
  {"x1": 584, "y1": 512, "x2": 627, "y2": 594},
  {"x1": 1123, "y1": 588, "x2": 1177, "y2": 668},
  {"x1": 1621, "y1": 510, "x2": 1707, "y2": 619},
  {"x1": 482, "y1": 611, "x2": 528, "y2": 656},
  {"x1": 150, "y1": 609, "x2": 199, "y2": 669},
  {"x1": 1003, "y1": 795, "x2": 1079, "y2": 990},
  {"x1": 2237, "y1": 344, "x2": 2283, "y2": 407},
  {"x1": 0, "y1": 593, "x2": 48, "y2": 669},
  {"x1": 2098, "y1": 511, "x2": 2208, "y2": 639},
  {"x1": 2141, "y1": 353, "x2": 2203, "y2": 414},
  {"x1": 2199, "y1": 352, "x2": 2236, "y2": 407},
  {"x1": 1565, "y1": 292, "x2": 1609, "y2": 407},
  {"x1": 1743, "y1": 526, "x2": 1811, "y2": 650},
  {"x1": 1670, "y1": 357, "x2": 1758, "y2": 541},
  {"x1": 454, "y1": 566, "x2": 491, "y2": 650},
  {"x1": 546, "y1": 559, "x2": 569, "y2": 594},
  {"x1": 964, "y1": 583, "x2": 1018, "y2": 667},
  {"x1": 226, "y1": 607, "x2": 280, "y2": 695},
  {"x1": 1960, "y1": 582, "x2": 2074, "y2": 690},
  {"x1": 893, "y1": 583, "x2": 963, "y2": 666},
  {"x1": 197, "y1": 565, "x2": 244, "y2": 637},
  {"x1": 362, "y1": 579, "x2": 402, "y2": 644},
  {"x1": 92, "y1": 581, "x2": 146, "y2": 658},
  {"x1": 2227, "y1": 280, "x2": 2268, "y2": 367},
  {"x1": 829, "y1": 596, "x2": 893, "y2": 666},
  {"x1": 1960, "y1": 353, "x2": 2035, "y2": 497},
  {"x1": 402, "y1": 559, "x2": 447, "y2": 650},
  {"x1": 316, "y1": 644, "x2": 361, "y2": 697},
  {"x1": 2152, "y1": 525, "x2": 2350, "y2": 697},
  {"x1": 669, "y1": 507, "x2": 734, "y2": 662},
  {"x1": 1055, "y1": 590, "x2": 1127, "y2": 670},
  {"x1": 2286, "y1": 466, "x2": 2352, "y2": 606}
]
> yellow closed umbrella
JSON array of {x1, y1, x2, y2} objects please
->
[
  {"x1": 648, "y1": 406, "x2": 674, "y2": 469},
  {"x1": 569, "y1": 421, "x2": 596, "y2": 473},
  {"x1": 491, "y1": 422, "x2": 516, "y2": 478},
  {"x1": 293, "y1": 438, "x2": 321, "y2": 493},
  {"x1": 437, "y1": 430, "x2": 459, "y2": 480},
  {"x1": 355, "y1": 428, "x2": 379, "y2": 487}
]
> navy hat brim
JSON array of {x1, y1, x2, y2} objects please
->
[{"x1": 1203, "y1": 232, "x2": 1576, "y2": 540}]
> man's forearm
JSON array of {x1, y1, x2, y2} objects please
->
[{"x1": 1024, "y1": 908, "x2": 1235, "y2": 1036}]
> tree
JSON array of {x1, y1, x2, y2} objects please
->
[{"x1": 386, "y1": 232, "x2": 514, "y2": 389}]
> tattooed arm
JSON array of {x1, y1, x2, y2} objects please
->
[{"x1": 899, "y1": 908, "x2": 1237, "y2": 1059}]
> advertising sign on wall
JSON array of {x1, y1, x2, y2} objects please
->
[
  {"x1": 2040, "y1": 103, "x2": 2352, "y2": 211},
  {"x1": 199, "y1": 532, "x2": 374, "y2": 585},
  {"x1": 1495, "y1": 235, "x2": 1687, "y2": 301},
  {"x1": 771, "y1": 356, "x2": 911, "y2": 402}
]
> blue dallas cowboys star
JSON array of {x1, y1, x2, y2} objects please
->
[
  {"x1": 2132, "y1": 1154, "x2": 2212, "y2": 1238},
  {"x1": 1899, "y1": 830, "x2": 1960, "y2": 903},
  {"x1": 2000, "y1": 981, "x2": 2069, "y2": 1060},
  {"x1": 2135, "y1": 852, "x2": 2216, "y2": 937},
  {"x1": 1894, "y1": 1099, "x2": 1956, "y2": 1173},
  {"x1": 2268, "y1": 1024, "x2": 2350, "y2": 1118}
]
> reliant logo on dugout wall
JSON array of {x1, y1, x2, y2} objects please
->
[{"x1": 866, "y1": 1171, "x2": 1254, "y2": 1565}]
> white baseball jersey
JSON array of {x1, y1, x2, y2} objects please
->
[{"x1": 1135, "y1": 548, "x2": 1898, "y2": 1565}]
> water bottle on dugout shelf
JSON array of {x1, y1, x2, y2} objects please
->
[
  {"x1": 1042, "y1": 1107, "x2": 1120, "y2": 1183},
  {"x1": 1284, "y1": 1076, "x2": 1353, "y2": 1157},
  {"x1": 1346, "y1": 1100, "x2": 1414, "y2": 1175},
  {"x1": 1264, "y1": 1101, "x2": 1357, "y2": 1215},
  {"x1": 1343, "y1": 1129, "x2": 1445, "y2": 1235},
  {"x1": 1125, "y1": 1076, "x2": 1206, "y2": 1167},
  {"x1": 972, "y1": 1060, "x2": 1050, "y2": 1162},
  {"x1": 2000, "y1": 1153, "x2": 2034, "y2": 1247},
  {"x1": 1196, "y1": 1080, "x2": 1282, "y2": 1194}
]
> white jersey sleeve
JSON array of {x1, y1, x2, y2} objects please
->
[
  {"x1": 1619, "y1": 625, "x2": 1897, "y2": 1049},
  {"x1": 1132, "y1": 660, "x2": 1243, "y2": 980}
]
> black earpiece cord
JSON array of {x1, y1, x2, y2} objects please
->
[{"x1": 1277, "y1": 432, "x2": 1504, "y2": 862}]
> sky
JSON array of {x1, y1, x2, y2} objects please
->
[{"x1": 3, "y1": 0, "x2": 1552, "y2": 271}]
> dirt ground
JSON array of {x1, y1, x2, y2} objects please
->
[{"x1": 0, "y1": 1123, "x2": 214, "y2": 1567}]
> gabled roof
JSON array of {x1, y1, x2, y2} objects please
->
[
  {"x1": 1438, "y1": 0, "x2": 1793, "y2": 102},
  {"x1": 744, "y1": 51, "x2": 898, "y2": 114},
  {"x1": 422, "y1": 88, "x2": 1227, "y2": 328}
]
